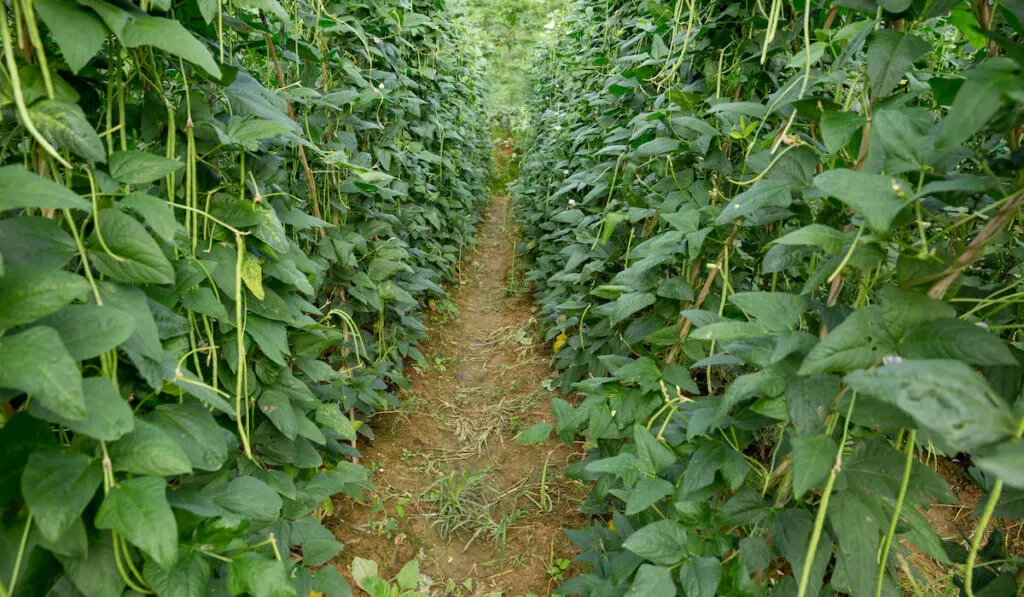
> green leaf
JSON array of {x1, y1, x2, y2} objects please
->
[
  {"x1": 715, "y1": 180, "x2": 792, "y2": 226},
  {"x1": 109, "y1": 152, "x2": 185, "y2": 184},
  {"x1": 730, "y1": 291, "x2": 807, "y2": 332},
  {"x1": 121, "y1": 193, "x2": 186, "y2": 244},
  {"x1": 901, "y1": 318, "x2": 1017, "y2": 366},
  {"x1": 228, "y1": 552, "x2": 296, "y2": 597},
  {"x1": 976, "y1": 442, "x2": 1024, "y2": 489},
  {"x1": 845, "y1": 360, "x2": 1017, "y2": 451},
  {"x1": 622, "y1": 520, "x2": 687, "y2": 566},
  {"x1": 291, "y1": 516, "x2": 343, "y2": 567},
  {"x1": 149, "y1": 402, "x2": 229, "y2": 471},
  {"x1": 799, "y1": 306, "x2": 895, "y2": 374},
  {"x1": 144, "y1": 548, "x2": 211, "y2": 597},
  {"x1": 787, "y1": 373, "x2": 840, "y2": 436},
  {"x1": 791, "y1": 434, "x2": 838, "y2": 500},
  {"x1": 774, "y1": 224, "x2": 847, "y2": 254},
  {"x1": 121, "y1": 17, "x2": 221, "y2": 79},
  {"x1": 58, "y1": 532, "x2": 125, "y2": 597},
  {"x1": 828, "y1": 491, "x2": 883, "y2": 597},
  {"x1": 625, "y1": 476, "x2": 674, "y2": 515},
  {"x1": 813, "y1": 169, "x2": 910, "y2": 233},
  {"x1": 39, "y1": 304, "x2": 135, "y2": 360},
  {"x1": 312, "y1": 566, "x2": 352, "y2": 597},
  {"x1": 315, "y1": 403, "x2": 356, "y2": 441},
  {"x1": 396, "y1": 559, "x2": 420, "y2": 591},
  {"x1": 940, "y1": 60, "x2": 1019, "y2": 147},
  {"x1": 611, "y1": 291, "x2": 656, "y2": 324},
  {"x1": 95, "y1": 476, "x2": 178, "y2": 570},
  {"x1": 515, "y1": 423, "x2": 552, "y2": 445},
  {"x1": 108, "y1": 418, "x2": 193, "y2": 476},
  {"x1": 0, "y1": 326, "x2": 86, "y2": 419},
  {"x1": 635, "y1": 137, "x2": 680, "y2": 157},
  {"x1": 29, "y1": 98, "x2": 106, "y2": 163},
  {"x1": 0, "y1": 264, "x2": 91, "y2": 329},
  {"x1": 0, "y1": 215, "x2": 78, "y2": 268},
  {"x1": 0, "y1": 165, "x2": 89, "y2": 211},
  {"x1": 89, "y1": 209, "x2": 176, "y2": 284},
  {"x1": 691, "y1": 321, "x2": 769, "y2": 342},
  {"x1": 21, "y1": 449, "x2": 101, "y2": 542},
  {"x1": 630, "y1": 564, "x2": 674, "y2": 597},
  {"x1": 34, "y1": 0, "x2": 107, "y2": 73},
  {"x1": 246, "y1": 315, "x2": 290, "y2": 366},
  {"x1": 614, "y1": 357, "x2": 663, "y2": 385},
  {"x1": 679, "y1": 557, "x2": 722, "y2": 597},
  {"x1": 866, "y1": 30, "x2": 930, "y2": 97},
  {"x1": 879, "y1": 286, "x2": 955, "y2": 341},
  {"x1": 213, "y1": 476, "x2": 283, "y2": 522},
  {"x1": 351, "y1": 557, "x2": 378, "y2": 586},
  {"x1": 820, "y1": 110, "x2": 865, "y2": 154},
  {"x1": 259, "y1": 388, "x2": 298, "y2": 439},
  {"x1": 29, "y1": 376, "x2": 134, "y2": 441}
]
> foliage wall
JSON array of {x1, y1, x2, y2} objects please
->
[
  {"x1": 514, "y1": 0, "x2": 1024, "y2": 594},
  {"x1": 0, "y1": 0, "x2": 490, "y2": 594}
]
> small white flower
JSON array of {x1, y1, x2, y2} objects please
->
[
  {"x1": 372, "y1": 36, "x2": 381, "y2": 44},
  {"x1": 976, "y1": 321, "x2": 988, "y2": 329},
  {"x1": 378, "y1": 82, "x2": 385, "y2": 89},
  {"x1": 563, "y1": 169, "x2": 570, "y2": 176},
  {"x1": 883, "y1": 355, "x2": 903, "y2": 366},
  {"x1": 554, "y1": 125, "x2": 562, "y2": 131},
  {"x1": 568, "y1": 199, "x2": 576, "y2": 208}
]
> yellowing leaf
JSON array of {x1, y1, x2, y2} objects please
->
[
  {"x1": 553, "y1": 331, "x2": 568, "y2": 354},
  {"x1": 241, "y1": 253, "x2": 265, "y2": 300}
]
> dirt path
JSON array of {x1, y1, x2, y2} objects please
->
[{"x1": 326, "y1": 194, "x2": 586, "y2": 597}]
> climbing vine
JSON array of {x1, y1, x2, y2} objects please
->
[
  {"x1": 0, "y1": 0, "x2": 489, "y2": 594},
  {"x1": 515, "y1": 0, "x2": 1024, "y2": 594}
]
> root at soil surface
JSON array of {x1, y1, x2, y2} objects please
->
[{"x1": 325, "y1": 194, "x2": 587, "y2": 597}]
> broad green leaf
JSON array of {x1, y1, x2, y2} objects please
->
[
  {"x1": 625, "y1": 476, "x2": 674, "y2": 515},
  {"x1": 791, "y1": 434, "x2": 838, "y2": 500},
  {"x1": 58, "y1": 532, "x2": 124, "y2": 597},
  {"x1": 611, "y1": 292, "x2": 656, "y2": 324},
  {"x1": 866, "y1": 30, "x2": 930, "y2": 97},
  {"x1": 0, "y1": 165, "x2": 89, "y2": 211},
  {"x1": 21, "y1": 449, "x2": 101, "y2": 542},
  {"x1": 0, "y1": 215, "x2": 77, "y2": 268},
  {"x1": 879, "y1": 286, "x2": 955, "y2": 340},
  {"x1": 787, "y1": 373, "x2": 840, "y2": 435},
  {"x1": 89, "y1": 209, "x2": 176, "y2": 284},
  {"x1": 149, "y1": 403, "x2": 229, "y2": 471},
  {"x1": 940, "y1": 60, "x2": 1020, "y2": 147},
  {"x1": 635, "y1": 137, "x2": 680, "y2": 157},
  {"x1": 29, "y1": 377, "x2": 134, "y2": 441},
  {"x1": 181, "y1": 287, "x2": 230, "y2": 322},
  {"x1": 691, "y1": 321, "x2": 769, "y2": 342},
  {"x1": 121, "y1": 17, "x2": 221, "y2": 79},
  {"x1": 976, "y1": 443, "x2": 1024, "y2": 489},
  {"x1": 773, "y1": 224, "x2": 846, "y2": 254},
  {"x1": 799, "y1": 306, "x2": 895, "y2": 374},
  {"x1": 290, "y1": 516, "x2": 343, "y2": 567},
  {"x1": 212, "y1": 476, "x2": 282, "y2": 522},
  {"x1": 29, "y1": 99, "x2": 106, "y2": 163},
  {"x1": 828, "y1": 491, "x2": 883, "y2": 597},
  {"x1": 350, "y1": 557, "x2": 378, "y2": 586},
  {"x1": 515, "y1": 423, "x2": 552, "y2": 445},
  {"x1": 108, "y1": 418, "x2": 193, "y2": 476},
  {"x1": 315, "y1": 403, "x2": 356, "y2": 441},
  {"x1": 95, "y1": 476, "x2": 178, "y2": 570},
  {"x1": 845, "y1": 360, "x2": 1017, "y2": 451},
  {"x1": 614, "y1": 357, "x2": 662, "y2": 385},
  {"x1": 98, "y1": 281, "x2": 163, "y2": 360},
  {"x1": 730, "y1": 292, "x2": 807, "y2": 332},
  {"x1": 715, "y1": 180, "x2": 792, "y2": 226},
  {"x1": 34, "y1": 0, "x2": 108, "y2": 73},
  {"x1": 312, "y1": 566, "x2": 352, "y2": 597},
  {"x1": 259, "y1": 388, "x2": 298, "y2": 439},
  {"x1": 622, "y1": 519, "x2": 687, "y2": 566},
  {"x1": 121, "y1": 193, "x2": 186, "y2": 244},
  {"x1": 39, "y1": 304, "x2": 134, "y2": 360},
  {"x1": 0, "y1": 326, "x2": 86, "y2": 419},
  {"x1": 0, "y1": 413, "x2": 56, "y2": 507},
  {"x1": 109, "y1": 152, "x2": 185, "y2": 184},
  {"x1": 0, "y1": 264, "x2": 91, "y2": 329},
  {"x1": 246, "y1": 315, "x2": 290, "y2": 366},
  {"x1": 813, "y1": 169, "x2": 910, "y2": 233},
  {"x1": 630, "y1": 564, "x2": 674, "y2": 597},
  {"x1": 228, "y1": 553, "x2": 296, "y2": 597},
  {"x1": 679, "y1": 557, "x2": 722, "y2": 597},
  {"x1": 820, "y1": 110, "x2": 864, "y2": 154},
  {"x1": 900, "y1": 318, "x2": 1016, "y2": 366},
  {"x1": 396, "y1": 560, "x2": 420, "y2": 591},
  {"x1": 144, "y1": 548, "x2": 211, "y2": 597}
]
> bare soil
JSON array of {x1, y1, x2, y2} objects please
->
[{"x1": 324, "y1": 194, "x2": 587, "y2": 596}]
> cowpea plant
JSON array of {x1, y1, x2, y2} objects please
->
[
  {"x1": 515, "y1": 0, "x2": 1024, "y2": 595},
  {"x1": 0, "y1": 0, "x2": 490, "y2": 594}
]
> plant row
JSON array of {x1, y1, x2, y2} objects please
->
[
  {"x1": 513, "y1": 0, "x2": 1024, "y2": 594},
  {"x1": 0, "y1": 0, "x2": 490, "y2": 595}
]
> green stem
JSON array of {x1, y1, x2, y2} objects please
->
[
  {"x1": 874, "y1": 429, "x2": 916, "y2": 597},
  {"x1": 7, "y1": 512, "x2": 33, "y2": 594}
]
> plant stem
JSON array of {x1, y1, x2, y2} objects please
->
[{"x1": 874, "y1": 429, "x2": 916, "y2": 597}]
